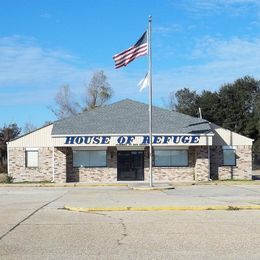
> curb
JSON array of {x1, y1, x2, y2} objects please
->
[
  {"x1": 64, "y1": 205, "x2": 260, "y2": 212},
  {"x1": 1, "y1": 181, "x2": 260, "y2": 188},
  {"x1": 0, "y1": 183, "x2": 128, "y2": 188},
  {"x1": 129, "y1": 186, "x2": 175, "y2": 191}
]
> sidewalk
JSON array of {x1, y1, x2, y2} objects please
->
[
  {"x1": 56, "y1": 184, "x2": 260, "y2": 212},
  {"x1": 1, "y1": 182, "x2": 260, "y2": 211},
  {"x1": 1, "y1": 179, "x2": 259, "y2": 188}
]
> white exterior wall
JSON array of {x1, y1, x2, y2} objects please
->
[
  {"x1": 8, "y1": 124, "x2": 53, "y2": 148},
  {"x1": 211, "y1": 123, "x2": 253, "y2": 146},
  {"x1": 210, "y1": 123, "x2": 253, "y2": 180}
]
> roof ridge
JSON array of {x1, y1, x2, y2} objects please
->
[
  {"x1": 52, "y1": 98, "x2": 212, "y2": 135},
  {"x1": 54, "y1": 99, "x2": 207, "y2": 123}
]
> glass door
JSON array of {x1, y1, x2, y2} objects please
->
[{"x1": 117, "y1": 151, "x2": 144, "y2": 181}]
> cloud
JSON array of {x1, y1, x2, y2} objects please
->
[
  {"x1": 40, "y1": 13, "x2": 52, "y2": 19},
  {"x1": 0, "y1": 35, "x2": 146, "y2": 106},
  {"x1": 0, "y1": 35, "x2": 98, "y2": 107},
  {"x1": 154, "y1": 24, "x2": 182, "y2": 36},
  {"x1": 153, "y1": 36, "x2": 260, "y2": 98},
  {"x1": 175, "y1": 0, "x2": 260, "y2": 16},
  {"x1": 1, "y1": 34, "x2": 260, "y2": 110},
  {"x1": 0, "y1": 35, "x2": 91, "y2": 88},
  {"x1": 191, "y1": 36, "x2": 260, "y2": 61}
]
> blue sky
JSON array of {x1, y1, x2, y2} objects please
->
[{"x1": 1, "y1": 0, "x2": 260, "y2": 130}]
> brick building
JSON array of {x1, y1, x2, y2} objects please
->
[{"x1": 7, "y1": 99, "x2": 253, "y2": 183}]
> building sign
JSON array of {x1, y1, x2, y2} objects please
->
[{"x1": 64, "y1": 135, "x2": 201, "y2": 146}]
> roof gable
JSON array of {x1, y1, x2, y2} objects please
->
[{"x1": 210, "y1": 123, "x2": 253, "y2": 145}]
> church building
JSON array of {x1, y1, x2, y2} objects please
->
[{"x1": 7, "y1": 99, "x2": 253, "y2": 183}]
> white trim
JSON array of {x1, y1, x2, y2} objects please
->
[
  {"x1": 116, "y1": 146, "x2": 145, "y2": 151},
  {"x1": 223, "y1": 145, "x2": 236, "y2": 150},
  {"x1": 25, "y1": 148, "x2": 39, "y2": 151},
  {"x1": 52, "y1": 133, "x2": 214, "y2": 137},
  {"x1": 25, "y1": 149, "x2": 39, "y2": 168},
  {"x1": 72, "y1": 146, "x2": 107, "y2": 151},
  {"x1": 52, "y1": 146, "x2": 55, "y2": 182},
  {"x1": 207, "y1": 136, "x2": 210, "y2": 180},
  {"x1": 7, "y1": 143, "x2": 10, "y2": 177},
  {"x1": 153, "y1": 146, "x2": 188, "y2": 150}
]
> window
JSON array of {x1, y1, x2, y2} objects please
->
[
  {"x1": 26, "y1": 149, "x2": 38, "y2": 168},
  {"x1": 73, "y1": 150, "x2": 106, "y2": 167},
  {"x1": 223, "y1": 147, "x2": 236, "y2": 166},
  {"x1": 155, "y1": 150, "x2": 188, "y2": 167}
]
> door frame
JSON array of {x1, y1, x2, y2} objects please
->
[{"x1": 117, "y1": 151, "x2": 144, "y2": 181}]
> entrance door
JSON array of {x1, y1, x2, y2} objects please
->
[{"x1": 117, "y1": 151, "x2": 144, "y2": 181}]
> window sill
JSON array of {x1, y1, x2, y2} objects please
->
[
  {"x1": 73, "y1": 166, "x2": 107, "y2": 168},
  {"x1": 154, "y1": 165, "x2": 189, "y2": 168}
]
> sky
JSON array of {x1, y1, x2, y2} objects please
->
[{"x1": 1, "y1": 0, "x2": 260, "y2": 130}]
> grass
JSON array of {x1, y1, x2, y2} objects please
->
[
  {"x1": 0, "y1": 173, "x2": 13, "y2": 183},
  {"x1": 11, "y1": 180, "x2": 52, "y2": 184},
  {"x1": 227, "y1": 206, "x2": 240, "y2": 210},
  {"x1": 0, "y1": 174, "x2": 52, "y2": 184},
  {"x1": 197, "y1": 179, "x2": 260, "y2": 185}
]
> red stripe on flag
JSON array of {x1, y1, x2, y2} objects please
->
[
  {"x1": 115, "y1": 48, "x2": 148, "y2": 69},
  {"x1": 113, "y1": 32, "x2": 148, "y2": 69},
  {"x1": 113, "y1": 43, "x2": 147, "y2": 62}
]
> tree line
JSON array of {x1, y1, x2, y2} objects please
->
[{"x1": 170, "y1": 76, "x2": 260, "y2": 153}]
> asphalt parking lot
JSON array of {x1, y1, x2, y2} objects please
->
[{"x1": 0, "y1": 185, "x2": 260, "y2": 259}]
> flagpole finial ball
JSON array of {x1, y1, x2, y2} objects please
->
[{"x1": 149, "y1": 15, "x2": 152, "y2": 21}]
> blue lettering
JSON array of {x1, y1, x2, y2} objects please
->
[
  {"x1": 83, "y1": 136, "x2": 92, "y2": 144},
  {"x1": 162, "y1": 136, "x2": 172, "y2": 144},
  {"x1": 141, "y1": 136, "x2": 149, "y2": 144},
  {"x1": 181, "y1": 136, "x2": 191, "y2": 144},
  {"x1": 191, "y1": 136, "x2": 200, "y2": 144},
  {"x1": 172, "y1": 136, "x2": 181, "y2": 144},
  {"x1": 75, "y1": 136, "x2": 83, "y2": 144},
  {"x1": 65, "y1": 136, "x2": 75, "y2": 144},
  {"x1": 153, "y1": 136, "x2": 163, "y2": 144},
  {"x1": 101, "y1": 136, "x2": 111, "y2": 144},
  {"x1": 64, "y1": 135, "x2": 201, "y2": 146},
  {"x1": 93, "y1": 136, "x2": 101, "y2": 144},
  {"x1": 117, "y1": 136, "x2": 126, "y2": 144},
  {"x1": 126, "y1": 136, "x2": 135, "y2": 144}
]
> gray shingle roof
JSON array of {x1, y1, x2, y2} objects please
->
[{"x1": 52, "y1": 99, "x2": 211, "y2": 135}]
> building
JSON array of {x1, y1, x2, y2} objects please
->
[{"x1": 7, "y1": 99, "x2": 253, "y2": 183}]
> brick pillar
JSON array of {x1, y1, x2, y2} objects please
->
[
  {"x1": 54, "y1": 147, "x2": 67, "y2": 183},
  {"x1": 144, "y1": 147, "x2": 150, "y2": 182},
  {"x1": 195, "y1": 146, "x2": 209, "y2": 181}
]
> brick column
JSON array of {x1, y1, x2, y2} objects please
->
[
  {"x1": 195, "y1": 146, "x2": 209, "y2": 181},
  {"x1": 54, "y1": 147, "x2": 67, "y2": 183}
]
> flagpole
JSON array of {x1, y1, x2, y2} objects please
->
[{"x1": 148, "y1": 16, "x2": 153, "y2": 187}]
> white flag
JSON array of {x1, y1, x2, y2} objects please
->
[{"x1": 138, "y1": 73, "x2": 149, "y2": 92}]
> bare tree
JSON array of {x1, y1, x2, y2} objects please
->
[
  {"x1": 168, "y1": 91, "x2": 176, "y2": 111},
  {"x1": 23, "y1": 122, "x2": 37, "y2": 134},
  {"x1": 50, "y1": 85, "x2": 81, "y2": 119},
  {"x1": 86, "y1": 70, "x2": 113, "y2": 110},
  {"x1": 50, "y1": 71, "x2": 113, "y2": 119},
  {"x1": 43, "y1": 121, "x2": 53, "y2": 126}
]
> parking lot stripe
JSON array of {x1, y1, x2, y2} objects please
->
[{"x1": 64, "y1": 205, "x2": 260, "y2": 212}]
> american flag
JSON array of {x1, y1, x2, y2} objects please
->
[{"x1": 113, "y1": 32, "x2": 148, "y2": 69}]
